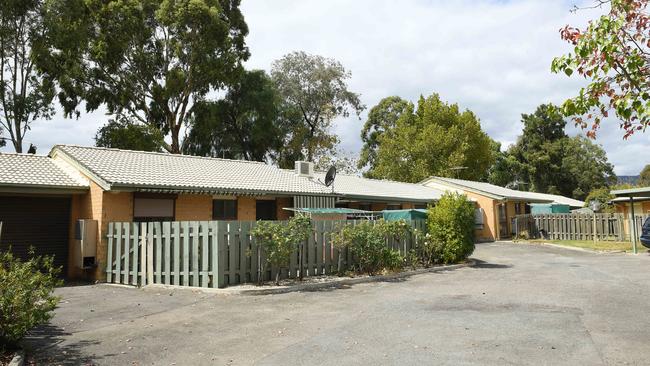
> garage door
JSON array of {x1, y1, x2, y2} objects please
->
[{"x1": 0, "y1": 196, "x2": 71, "y2": 276}]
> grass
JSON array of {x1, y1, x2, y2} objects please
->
[{"x1": 520, "y1": 239, "x2": 647, "y2": 253}]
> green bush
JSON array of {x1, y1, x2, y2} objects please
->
[
  {"x1": 332, "y1": 220, "x2": 404, "y2": 275},
  {"x1": 250, "y1": 215, "x2": 312, "y2": 285},
  {"x1": 426, "y1": 192, "x2": 476, "y2": 264},
  {"x1": 0, "y1": 249, "x2": 62, "y2": 349}
]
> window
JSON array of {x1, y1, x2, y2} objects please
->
[
  {"x1": 213, "y1": 199, "x2": 237, "y2": 220},
  {"x1": 386, "y1": 204, "x2": 402, "y2": 210},
  {"x1": 256, "y1": 200, "x2": 277, "y2": 220},
  {"x1": 514, "y1": 203, "x2": 522, "y2": 214},
  {"x1": 133, "y1": 196, "x2": 175, "y2": 222},
  {"x1": 414, "y1": 204, "x2": 428, "y2": 210}
]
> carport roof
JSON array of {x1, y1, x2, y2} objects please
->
[
  {"x1": 611, "y1": 186, "x2": 650, "y2": 198},
  {"x1": 0, "y1": 153, "x2": 89, "y2": 193}
]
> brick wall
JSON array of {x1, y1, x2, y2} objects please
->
[
  {"x1": 176, "y1": 194, "x2": 212, "y2": 221},
  {"x1": 237, "y1": 197, "x2": 256, "y2": 221}
]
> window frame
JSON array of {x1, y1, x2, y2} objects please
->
[{"x1": 212, "y1": 199, "x2": 238, "y2": 220}]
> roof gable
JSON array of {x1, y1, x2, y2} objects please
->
[{"x1": 0, "y1": 153, "x2": 89, "y2": 191}]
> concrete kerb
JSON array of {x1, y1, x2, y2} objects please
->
[
  {"x1": 139, "y1": 260, "x2": 477, "y2": 296},
  {"x1": 513, "y1": 240, "x2": 630, "y2": 254}
]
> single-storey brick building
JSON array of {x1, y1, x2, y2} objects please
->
[
  {"x1": 1, "y1": 145, "x2": 445, "y2": 280},
  {"x1": 421, "y1": 177, "x2": 584, "y2": 241}
]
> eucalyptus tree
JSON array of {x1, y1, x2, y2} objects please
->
[
  {"x1": 271, "y1": 51, "x2": 364, "y2": 167},
  {"x1": 0, "y1": 0, "x2": 55, "y2": 153},
  {"x1": 38, "y1": 0, "x2": 249, "y2": 153}
]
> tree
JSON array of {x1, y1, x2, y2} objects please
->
[
  {"x1": 639, "y1": 164, "x2": 650, "y2": 186},
  {"x1": 561, "y1": 136, "x2": 617, "y2": 199},
  {"x1": 551, "y1": 0, "x2": 649, "y2": 138},
  {"x1": 95, "y1": 118, "x2": 164, "y2": 152},
  {"x1": 0, "y1": 0, "x2": 55, "y2": 153},
  {"x1": 584, "y1": 187, "x2": 616, "y2": 212},
  {"x1": 487, "y1": 140, "x2": 526, "y2": 187},
  {"x1": 509, "y1": 104, "x2": 570, "y2": 194},
  {"x1": 313, "y1": 148, "x2": 360, "y2": 175},
  {"x1": 358, "y1": 96, "x2": 411, "y2": 177},
  {"x1": 37, "y1": 0, "x2": 249, "y2": 153},
  {"x1": 371, "y1": 93, "x2": 495, "y2": 183},
  {"x1": 492, "y1": 104, "x2": 617, "y2": 200},
  {"x1": 183, "y1": 70, "x2": 285, "y2": 161},
  {"x1": 270, "y1": 51, "x2": 364, "y2": 167}
]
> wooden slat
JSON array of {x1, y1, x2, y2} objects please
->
[
  {"x1": 239, "y1": 221, "x2": 251, "y2": 283},
  {"x1": 147, "y1": 222, "x2": 154, "y2": 285},
  {"x1": 115, "y1": 222, "x2": 122, "y2": 284},
  {"x1": 173, "y1": 222, "x2": 181, "y2": 286},
  {"x1": 107, "y1": 222, "x2": 114, "y2": 283},
  {"x1": 131, "y1": 223, "x2": 139, "y2": 286},
  {"x1": 192, "y1": 221, "x2": 200, "y2": 287},
  {"x1": 163, "y1": 222, "x2": 171, "y2": 285},
  {"x1": 182, "y1": 221, "x2": 190, "y2": 286},
  {"x1": 154, "y1": 222, "x2": 162, "y2": 284},
  {"x1": 217, "y1": 221, "x2": 228, "y2": 288},
  {"x1": 201, "y1": 221, "x2": 209, "y2": 287},
  {"x1": 228, "y1": 221, "x2": 240, "y2": 285},
  {"x1": 315, "y1": 221, "x2": 323, "y2": 276},
  {"x1": 123, "y1": 223, "x2": 130, "y2": 284},
  {"x1": 140, "y1": 222, "x2": 147, "y2": 286}
]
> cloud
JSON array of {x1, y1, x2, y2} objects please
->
[{"x1": 2, "y1": 0, "x2": 648, "y2": 176}]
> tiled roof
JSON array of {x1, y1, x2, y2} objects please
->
[
  {"x1": 0, "y1": 153, "x2": 89, "y2": 190},
  {"x1": 423, "y1": 177, "x2": 584, "y2": 207},
  {"x1": 317, "y1": 173, "x2": 444, "y2": 203},
  {"x1": 50, "y1": 145, "x2": 334, "y2": 196}
]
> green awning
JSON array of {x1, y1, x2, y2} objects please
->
[
  {"x1": 382, "y1": 209, "x2": 428, "y2": 221},
  {"x1": 284, "y1": 207, "x2": 373, "y2": 215}
]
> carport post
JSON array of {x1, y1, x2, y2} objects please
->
[{"x1": 629, "y1": 197, "x2": 637, "y2": 254}]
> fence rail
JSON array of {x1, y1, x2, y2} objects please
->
[
  {"x1": 513, "y1": 213, "x2": 648, "y2": 242},
  {"x1": 106, "y1": 219, "x2": 427, "y2": 288}
]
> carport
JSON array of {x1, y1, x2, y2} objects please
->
[
  {"x1": 612, "y1": 186, "x2": 650, "y2": 254},
  {"x1": 0, "y1": 153, "x2": 88, "y2": 276}
]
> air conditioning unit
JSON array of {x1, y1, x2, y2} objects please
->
[
  {"x1": 295, "y1": 161, "x2": 314, "y2": 178},
  {"x1": 75, "y1": 219, "x2": 98, "y2": 268}
]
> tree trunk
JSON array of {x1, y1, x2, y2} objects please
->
[
  {"x1": 169, "y1": 123, "x2": 182, "y2": 154},
  {"x1": 12, "y1": 136, "x2": 22, "y2": 154},
  {"x1": 275, "y1": 271, "x2": 280, "y2": 286}
]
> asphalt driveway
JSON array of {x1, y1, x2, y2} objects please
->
[{"x1": 25, "y1": 242, "x2": 650, "y2": 365}]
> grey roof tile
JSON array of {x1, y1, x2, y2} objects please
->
[
  {"x1": 0, "y1": 153, "x2": 89, "y2": 189},
  {"x1": 51, "y1": 145, "x2": 333, "y2": 196},
  {"x1": 317, "y1": 173, "x2": 444, "y2": 202}
]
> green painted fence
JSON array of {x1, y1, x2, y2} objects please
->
[
  {"x1": 106, "y1": 219, "x2": 427, "y2": 288},
  {"x1": 513, "y1": 213, "x2": 649, "y2": 241}
]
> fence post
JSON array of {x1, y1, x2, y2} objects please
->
[
  {"x1": 140, "y1": 222, "x2": 147, "y2": 286},
  {"x1": 147, "y1": 222, "x2": 154, "y2": 285}
]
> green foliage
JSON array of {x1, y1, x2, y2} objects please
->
[
  {"x1": 639, "y1": 164, "x2": 650, "y2": 186},
  {"x1": 0, "y1": 0, "x2": 55, "y2": 153},
  {"x1": 95, "y1": 118, "x2": 164, "y2": 152},
  {"x1": 371, "y1": 93, "x2": 495, "y2": 183},
  {"x1": 584, "y1": 187, "x2": 616, "y2": 213},
  {"x1": 38, "y1": 0, "x2": 249, "y2": 153},
  {"x1": 491, "y1": 104, "x2": 616, "y2": 200},
  {"x1": 270, "y1": 51, "x2": 364, "y2": 167},
  {"x1": 183, "y1": 70, "x2": 285, "y2": 161},
  {"x1": 0, "y1": 249, "x2": 62, "y2": 348},
  {"x1": 426, "y1": 192, "x2": 475, "y2": 264},
  {"x1": 358, "y1": 96, "x2": 411, "y2": 177},
  {"x1": 250, "y1": 215, "x2": 312, "y2": 285},
  {"x1": 331, "y1": 220, "x2": 405, "y2": 275},
  {"x1": 551, "y1": 0, "x2": 649, "y2": 138}
]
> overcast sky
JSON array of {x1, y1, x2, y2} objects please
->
[{"x1": 4, "y1": 0, "x2": 649, "y2": 175}]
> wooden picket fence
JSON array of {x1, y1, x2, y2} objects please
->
[
  {"x1": 513, "y1": 213, "x2": 648, "y2": 241},
  {"x1": 105, "y1": 219, "x2": 427, "y2": 288}
]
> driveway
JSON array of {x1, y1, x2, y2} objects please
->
[{"x1": 26, "y1": 242, "x2": 650, "y2": 365}]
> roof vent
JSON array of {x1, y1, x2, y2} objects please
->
[{"x1": 295, "y1": 161, "x2": 314, "y2": 178}]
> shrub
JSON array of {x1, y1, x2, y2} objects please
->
[
  {"x1": 0, "y1": 249, "x2": 62, "y2": 349},
  {"x1": 426, "y1": 192, "x2": 476, "y2": 264},
  {"x1": 331, "y1": 220, "x2": 404, "y2": 275},
  {"x1": 250, "y1": 215, "x2": 312, "y2": 285}
]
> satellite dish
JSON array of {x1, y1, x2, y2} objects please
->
[{"x1": 325, "y1": 166, "x2": 337, "y2": 187}]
